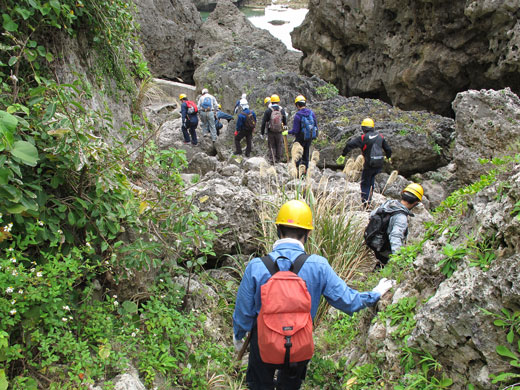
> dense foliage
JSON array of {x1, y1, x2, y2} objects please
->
[{"x1": 0, "y1": 1, "x2": 231, "y2": 388}]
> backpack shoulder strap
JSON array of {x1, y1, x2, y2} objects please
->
[
  {"x1": 261, "y1": 255, "x2": 280, "y2": 276},
  {"x1": 290, "y1": 253, "x2": 310, "y2": 275}
]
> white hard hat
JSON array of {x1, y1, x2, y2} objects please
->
[
  {"x1": 202, "y1": 88, "x2": 208, "y2": 94},
  {"x1": 241, "y1": 93, "x2": 247, "y2": 99}
]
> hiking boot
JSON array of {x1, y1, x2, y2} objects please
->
[{"x1": 183, "y1": 140, "x2": 190, "y2": 145}]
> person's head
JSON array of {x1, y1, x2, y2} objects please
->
[
  {"x1": 361, "y1": 117, "x2": 375, "y2": 133},
  {"x1": 264, "y1": 96, "x2": 271, "y2": 105},
  {"x1": 202, "y1": 88, "x2": 208, "y2": 95},
  {"x1": 294, "y1": 95, "x2": 306, "y2": 109},
  {"x1": 401, "y1": 183, "x2": 424, "y2": 209},
  {"x1": 275, "y1": 200, "x2": 313, "y2": 243},
  {"x1": 271, "y1": 94, "x2": 280, "y2": 104},
  {"x1": 179, "y1": 93, "x2": 187, "y2": 101}
]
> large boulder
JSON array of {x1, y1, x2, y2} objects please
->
[
  {"x1": 452, "y1": 87, "x2": 520, "y2": 185},
  {"x1": 291, "y1": 0, "x2": 520, "y2": 116},
  {"x1": 134, "y1": 0, "x2": 201, "y2": 82}
]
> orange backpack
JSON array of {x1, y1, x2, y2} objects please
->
[{"x1": 257, "y1": 254, "x2": 314, "y2": 365}]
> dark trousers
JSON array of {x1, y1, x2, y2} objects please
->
[
  {"x1": 235, "y1": 130, "x2": 253, "y2": 157},
  {"x1": 268, "y1": 131, "x2": 284, "y2": 163},
  {"x1": 246, "y1": 327, "x2": 308, "y2": 390},
  {"x1": 360, "y1": 167, "x2": 381, "y2": 205},
  {"x1": 182, "y1": 122, "x2": 198, "y2": 145},
  {"x1": 295, "y1": 138, "x2": 312, "y2": 169}
]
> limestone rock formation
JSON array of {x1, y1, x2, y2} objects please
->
[
  {"x1": 452, "y1": 87, "x2": 520, "y2": 185},
  {"x1": 134, "y1": 0, "x2": 201, "y2": 82},
  {"x1": 292, "y1": 0, "x2": 520, "y2": 116}
]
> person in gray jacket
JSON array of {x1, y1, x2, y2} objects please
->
[{"x1": 370, "y1": 183, "x2": 424, "y2": 268}]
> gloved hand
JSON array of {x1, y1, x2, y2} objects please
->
[
  {"x1": 336, "y1": 155, "x2": 345, "y2": 165},
  {"x1": 384, "y1": 156, "x2": 392, "y2": 164},
  {"x1": 260, "y1": 134, "x2": 264, "y2": 140},
  {"x1": 234, "y1": 130, "x2": 238, "y2": 137},
  {"x1": 233, "y1": 334, "x2": 244, "y2": 352},
  {"x1": 372, "y1": 278, "x2": 396, "y2": 296},
  {"x1": 282, "y1": 130, "x2": 288, "y2": 136}
]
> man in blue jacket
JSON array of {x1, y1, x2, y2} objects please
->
[
  {"x1": 284, "y1": 95, "x2": 318, "y2": 171},
  {"x1": 179, "y1": 94, "x2": 198, "y2": 145},
  {"x1": 234, "y1": 107, "x2": 257, "y2": 157},
  {"x1": 233, "y1": 199, "x2": 395, "y2": 390}
]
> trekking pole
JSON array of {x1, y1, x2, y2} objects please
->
[{"x1": 236, "y1": 332, "x2": 252, "y2": 361}]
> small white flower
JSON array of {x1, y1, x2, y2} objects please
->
[
  {"x1": 160, "y1": 295, "x2": 165, "y2": 299},
  {"x1": 30, "y1": 268, "x2": 35, "y2": 273},
  {"x1": 6, "y1": 223, "x2": 13, "y2": 232},
  {"x1": 6, "y1": 287, "x2": 14, "y2": 294},
  {"x1": 159, "y1": 279, "x2": 164, "y2": 283},
  {"x1": 131, "y1": 332, "x2": 136, "y2": 337},
  {"x1": 0, "y1": 212, "x2": 2, "y2": 218},
  {"x1": 8, "y1": 247, "x2": 14, "y2": 252},
  {"x1": 112, "y1": 295, "x2": 117, "y2": 299},
  {"x1": 11, "y1": 299, "x2": 16, "y2": 305},
  {"x1": 57, "y1": 229, "x2": 63, "y2": 234},
  {"x1": 11, "y1": 270, "x2": 17, "y2": 276},
  {"x1": 38, "y1": 220, "x2": 44, "y2": 226},
  {"x1": 9, "y1": 309, "x2": 16, "y2": 315},
  {"x1": 85, "y1": 242, "x2": 92, "y2": 248},
  {"x1": 63, "y1": 305, "x2": 70, "y2": 311},
  {"x1": 62, "y1": 317, "x2": 68, "y2": 322},
  {"x1": 36, "y1": 271, "x2": 43, "y2": 277},
  {"x1": 69, "y1": 316, "x2": 73, "y2": 320},
  {"x1": 10, "y1": 257, "x2": 16, "y2": 263},
  {"x1": 114, "y1": 301, "x2": 119, "y2": 307},
  {"x1": 17, "y1": 289, "x2": 23, "y2": 294}
]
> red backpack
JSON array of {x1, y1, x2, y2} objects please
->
[
  {"x1": 185, "y1": 100, "x2": 198, "y2": 115},
  {"x1": 257, "y1": 254, "x2": 314, "y2": 365}
]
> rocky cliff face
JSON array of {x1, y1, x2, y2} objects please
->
[
  {"x1": 134, "y1": 0, "x2": 202, "y2": 82},
  {"x1": 291, "y1": 0, "x2": 520, "y2": 116}
]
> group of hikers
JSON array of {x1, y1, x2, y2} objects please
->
[{"x1": 180, "y1": 88, "x2": 427, "y2": 389}]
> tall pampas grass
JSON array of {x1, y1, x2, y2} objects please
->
[
  {"x1": 306, "y1": 151, "x2": 320, "y2": 187},
  {"x1": 381, "y1": 170, "x2": 399, "y2": 195}
]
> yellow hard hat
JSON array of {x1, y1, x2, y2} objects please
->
[
  {"x1": 179, "y1": 93, "x2": 187, "y2": 100},
  {"x1": 270, "y1": 94, "x2": 280, "y2": 103},
  {"x1": 361, "y1": 118, "x2": 375, "y2": 128},
  {"x1": 218, "y1": 104, "x2": 221, "y2": 109},
  {"x1": 294, "y1": 95, "x2": 306, "y2": 104},
  {"x1": 403, "y1": 183, "x2": 424, "y2": 201},
  {"x1": 275, "y1": 200, "x2": 313, "y2": 230},
  {"x1": 264, "y1": 97, "x2": 271, "y2": 104}
]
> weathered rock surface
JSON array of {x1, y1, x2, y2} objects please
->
[
  {"x1": 452, "y1": 87, "x2": 520, "y2": 184},
  {"x1": 292, "y1": 0, "x2": 520, "y2": 116},
  {"x1": 134, "y1": 0, "x2": 201, "y2": 82}
]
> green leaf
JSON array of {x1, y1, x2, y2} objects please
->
[
  {"x1": 507, "y1": 329, "x2": 515, "y2": 344},
  {"x1": 0, "y1": 369, "x2": 8, "y2": 390},
  {"x1": 122, "y1": 300, "x2": 138, "y2": 314},
  {"x1": 496, "y1": 345, "x2": 518, "y2": 360},
  {"x1": 45, "y1": 52, "x2": 54, "y2": 62},
  {"x1": 98, "y1": 343, "x2": 111, "y2": 360},
  {"x1": 0, "y1": 111, "x2": 17, "y2": 149},
  {"x1": 0, "y1": 168, "x2": 10, "y2": 185},
  {"x1": 6, "y1": 203, "x2": 27, "y2": 214},
  {"x1": 43, "y1": 102, "x2": 56, "y2": 121},
  {"x1": 50, "y1": 0, "x2": 61, "y2": 12},
  {"x1": 67, "y1": 211, "x2": 76, "y2": 225},
  {"x1": 2, "y1": 14, "x2": 18, "y2": 32},
  {"x1": 10, "y1": 141, "x2": 39, "y2": 166},
  {"x1": 25, "y1": 49, "x2": 37, "y2": 62},
  {"x1": 8, "y1": 56, "x2": 17, "y2": 67},
  {"x1": 37, "y1": 45, "x2": 46, "y2": 57}
]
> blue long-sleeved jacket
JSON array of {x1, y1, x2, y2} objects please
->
[
  {"x1": 236, "y1": 108, "x2": 257, "y2": 132},
  {"x1": 216, "y1": 110, "x2": 233, "y2": 121},
  {"x1": 289, "y1": 107, "x2": 317, "y2": 142},
  {"x1": 233, "y1": 239, "x2": 381, "y2": 340}
]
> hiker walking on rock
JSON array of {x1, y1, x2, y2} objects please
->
[
  {"x1": 285, "y1": 95, "x2": 318, "y2": 171},
  {"x1": 215, "y1": 104, "x2": 233, "y2": 136},
  {"x1": 260, "y1": 94, "x2": 288, "y2": 164},
  {"x1": 234, "y1": 106, "x2": 257, "y2": 157},
  {"x1": 179, "y1": 94, "x2": 199, "y2": 146},
  {"x1": 336, "y1": 118, "x2": 392, "y2": 207},
  {"x1": 197, "y1": 88, "x2": 219, "y2": 142},
  {"x1": 233, "y1": 199, "x2": 395, "y2": 389},
  {"x1": 365, "y1": 183, "x2": 423, "y2": 269}
]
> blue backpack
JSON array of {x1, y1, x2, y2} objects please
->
[
  {"x1": 300, "y1": 113, "x2": 318, "y2": 141},
  {"x1": 201, "y1": 96, "x2": 212, "y2": 110}
]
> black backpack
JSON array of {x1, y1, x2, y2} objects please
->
[
  {"x1": 364, "y1": 208, "x2": 406, "y2": 252},
  {"x1": 362, "y1": 132, "x2": 384, "y2": 168},
  {"x1": 244, "y1": 112, "x2": 256, "y2": 132}
]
